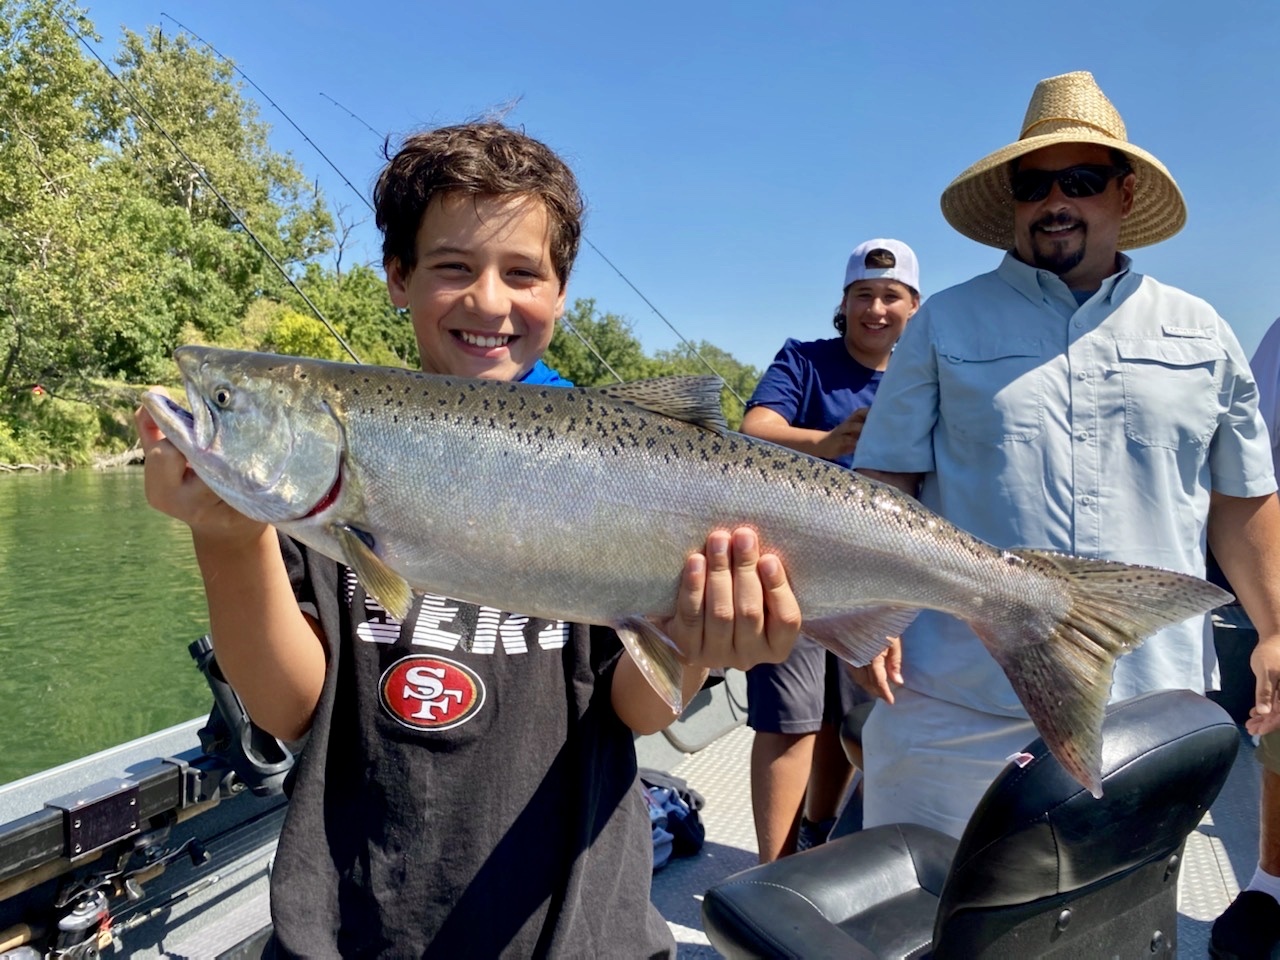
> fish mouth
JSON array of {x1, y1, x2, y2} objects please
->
[{"x1": 141, "y1": 389, "x2": 202, "y2": 454}]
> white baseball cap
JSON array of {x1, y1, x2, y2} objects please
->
[{"x1": 843, "y1": 238, "x2": 920, "y2": 293}]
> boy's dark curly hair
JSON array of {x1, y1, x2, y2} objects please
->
[{"x1": 374, "y1": 122, "x2": 585, "y2": 286}]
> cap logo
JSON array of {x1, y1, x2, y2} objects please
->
[{"x1": 380, "y1": 655, "x2": 486, "y2": 730}]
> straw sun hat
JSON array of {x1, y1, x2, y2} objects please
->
[{"x1": 940, "y1": 71, "x2": 1186, "y2": 251}]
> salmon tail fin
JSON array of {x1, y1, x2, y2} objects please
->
[
  {"x1": 614, "y1": 616, "x2": 686, "y2": 715},
  {"x1": 973, "y1": 550, "x2": 1232, "y2": 798}
]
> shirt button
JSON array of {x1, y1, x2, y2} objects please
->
[
  {"x1": 1075, "y1": 431, "x2": 1089, "y2": 441},
  {"x1": 1076, "y1": 371, "x2": 1088, "y2": 381},
  {"x1": 1073, "y1": 319, "x2": 1083, "y2": 328},
  {"x1": 1080, "y1": 495, "x2": 1093, "y2": 505}
]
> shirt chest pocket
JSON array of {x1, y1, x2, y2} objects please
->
[
  {"x1": 937, "y1": 338, "x2": 1045, "y2": 443},
  {"x1": 1116, "y1": 339, "x2": 1224, "y2": 451}
]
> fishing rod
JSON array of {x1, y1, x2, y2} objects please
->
[
  {"x1": 580, "y1": 239, "x2": 747, "y2": 405},
  {"x1": 160, "y1": 13, "x2": 373, "y2": 226},
  {"x1": 319, "y1": 92, "x2": 381, "y2": 140},
  {"x1": 61, "y1": 16, "x2": 362, "y2": 364}
]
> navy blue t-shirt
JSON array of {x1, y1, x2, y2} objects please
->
[{"x1": 746, "y1": 337, "x2": 881, "y2": 469}]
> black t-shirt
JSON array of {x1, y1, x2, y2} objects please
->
[{"x1": 266, "y1": 537, "x2": 674, "y2": 958}]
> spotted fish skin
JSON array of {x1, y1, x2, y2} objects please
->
[{"x1": 143, "y1": 346, "x2": 1232, "y2": 796}]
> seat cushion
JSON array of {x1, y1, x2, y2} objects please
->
[
  {"x1": 938, "y1": 690, "x2": 1238, "y2": 924},
  {"x1": 703, "y1": 823, "x2": 957, "y2": 960}
]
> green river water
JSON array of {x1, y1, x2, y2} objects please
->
[{"x1": 0, "y1": 467, "x2": 211, "y2": 786}]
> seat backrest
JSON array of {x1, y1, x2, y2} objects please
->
[{"x1": 932, "y1": 690, "x2": 1238, "y2": 942}]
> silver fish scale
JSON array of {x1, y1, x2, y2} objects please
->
[{"x1": 307, "y1": 370, "x2": 1072, "y2": 633}]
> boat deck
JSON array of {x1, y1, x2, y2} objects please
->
[
  {"x1": 0, "y1": 666, "x2": 1268, "y2": 958},
  {"x1": 649, "y1": 713, "x2": 1264, "y2": 958}
]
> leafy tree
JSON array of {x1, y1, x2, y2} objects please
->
[
  {"x1": 0, "y1": 2, "x2": 335, "y2": 403},
  {"x1": 0, "y1": 0, "x2": 117, "y2": 394},
  {"x1": 546, "y1": 300, "x2": 762, "y2": 428},
  {"x1": 104, "y1": 24, "x2": 333, "y2": 343},
  {"x1": 294, "y1": 262, "x2": 415, "y2": 367}
]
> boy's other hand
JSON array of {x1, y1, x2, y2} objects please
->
[
  {"x1": 135, "y1": 392, "x2": 266, "y2": 547},
  {"x1": 665, "y1": 527, "x2": 801, "y2": 671},
  {"x1": 820, "y1": 407, "x2": 869, "y2": 461},
  {"x1": 848, "y1": 636, "x2": 903, "y2": 703}
]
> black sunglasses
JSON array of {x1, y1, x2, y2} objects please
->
[{"x1": 1009, "y1": 164, "x2": 1130, "y2": 203}]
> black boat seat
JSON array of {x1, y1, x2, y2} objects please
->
[{"x1": 702, "y1": 689, "x2": 1239, "y2": 959}]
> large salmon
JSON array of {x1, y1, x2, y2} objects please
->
[{"x1": 142, "y1": 346, "x2": 1231, "y2": 796}]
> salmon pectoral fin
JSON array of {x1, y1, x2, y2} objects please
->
[
  {"x1": 335, "y1": 523, "x2": 414, "y2": 620},
  {"x1": 802, "y1": 605, "x2": 921, "y2": 666},
  {"x1": 614, "y1": 616, "x2": 686, "y2": 715},
  {"x1": 973, "y1": 548, "x2": 1233, "y2": 798}
]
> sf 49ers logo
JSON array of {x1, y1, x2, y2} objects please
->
[{"x1": 380, "y1": 656, "x2": 485, "y2": 731}]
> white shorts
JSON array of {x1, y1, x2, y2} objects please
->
[{"x1": 861, "y1": 688, "x2": 1037, "y2": 839}]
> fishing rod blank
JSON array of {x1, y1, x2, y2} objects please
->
[
  {"x1": 160, "y1": 13, "x2": 375, "y2": 221},
  {"x1": 62, "y1": 16, "x2": 361, "y2": 363}
]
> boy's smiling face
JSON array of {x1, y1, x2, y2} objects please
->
[
  {"x1": 386, "y1": 192, "x2": 566, "y2": 381},
  {"x1": 840, "y1": 278, "x2": 917, "y2": 370}
]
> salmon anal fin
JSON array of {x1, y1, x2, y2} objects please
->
[{"x1": 803, "y1": 605, "x2": 920, "y2": 666}]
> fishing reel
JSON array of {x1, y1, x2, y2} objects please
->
[{"x1": 0, "y1": 823, "x2": 210, "y2": 960}]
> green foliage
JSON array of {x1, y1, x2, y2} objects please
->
[
  {"x1": 0, "y1": 2, "x2": 764, "y2": 463},
  {"x1": 0, "y1": 389, "x2": 101, "y2": 465},
  {"x1": 545, "y1": 299, "x2": 661, "y2": 386},
  {"x1": 0, "y1": 417, "x2": 23, "y2": 464},
  {"x1": 546, "y1": 299, "x2": 761, "y2": 429},
  {"x1": 264, "y1": 310, "x2": 348, "y2": 361},
  {"x1": 293, "y1": 262, "x2": 416, "y2": 367},
  {"x1": 0, "y1": 1, "x2": 332, "y2": 400}
]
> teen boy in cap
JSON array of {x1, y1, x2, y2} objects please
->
[
  {"x1": 851, "y1": 71, "x2": 1280, "y2": 840},
  {"x1": 741, "y1": 239, "x2": 920, "y2": 861},
  {"x1": 137, "y1": 121, "x2": 803, "y2": 957}
]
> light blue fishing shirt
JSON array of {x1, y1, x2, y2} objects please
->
[{"x1": 853, "y1": 252, "x2": 1276, "y2": 717}]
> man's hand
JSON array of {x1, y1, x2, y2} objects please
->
[
  {"x1": 663, "y1": 527, "x2": 802, "y2": 671},
  {"x1": 848, "y1": 636, "x2": 903, "y2": 703},
  {"x1": 1248, "y1": 635, "x2": 1280, "y2": 737}
]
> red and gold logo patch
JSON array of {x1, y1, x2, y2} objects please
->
[{"x1": 379, "y1": 655, "x2": 485, "y2": 731}]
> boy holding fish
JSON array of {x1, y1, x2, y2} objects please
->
[{"x1": 136, "y1": 121, "x2": 803, "y2": 958}]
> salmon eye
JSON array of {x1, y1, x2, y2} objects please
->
[{"x1": 212, "y1": 385, "x2": 233, "y2": 408}]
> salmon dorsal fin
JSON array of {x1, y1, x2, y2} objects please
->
[{"x1": 592, "y1": 376, "x2": 728, "y2": 434}]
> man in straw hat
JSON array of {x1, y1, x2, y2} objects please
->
[{"x1": 850, "y1": 69, "x2": 1280, "y2": 875}]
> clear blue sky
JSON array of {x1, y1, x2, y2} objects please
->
[{"x1": 82, "y1": 0, "x2": 1280, "y2": 373}]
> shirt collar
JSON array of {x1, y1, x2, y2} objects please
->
[{"x1": 996, "y1": 251, "x2": 1135, "y2": 307}]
